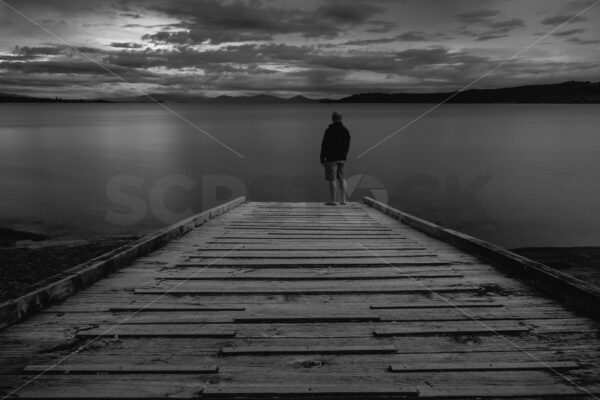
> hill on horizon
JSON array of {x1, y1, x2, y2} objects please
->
[
  {"x1": 1, "y1": 81, "x2": 599, "y2": 103},
  {"x1": 323, "y1": 81, "x2": 600, "y2": 104}
]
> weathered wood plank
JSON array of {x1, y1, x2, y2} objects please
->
[
  {"x1": 371, "y1": 302, "x2": 503, "y2": 309},
  {"x1": 157, "y1": 273, "x2": 464, "y2": 281},
  {"x1": 373, "y1": 326, "x2": 530, "y2": 337},
  {"x1": 108, "y1": 306, "x2": 246, "y2": 312},
  {"x1": 388, "y1": 361, "x2": 579, "y2": 372},
  {"x1": 202, "y1": 385, "x2": 419, "y2": 398},
  {"x1": 23, "y1": 364, "x2": 220, "y2": 374},
  {"x1": 220, "y1": 345, "x2": 397, "y2": 355},
  {"x1": 133, "y1": 286, "x2": 481, "y2": 295},
  {"x1": 76, "y1": 328, "x2": 236, "y2": 338},
  {"x1": 172, "y1": 261, "x2": 453, "y2": 268},
  {"x1": 232, "y1": 315, "x2": 381, "y2": 323}
]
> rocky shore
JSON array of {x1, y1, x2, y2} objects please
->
[
  {"x1": 512, "y1": 247, "x2": 600, "y2": 288},
  {"x1": 0, "y1": 229, "x2": 138, "y2": 302}
]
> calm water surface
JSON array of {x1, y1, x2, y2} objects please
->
[{"x1": 1, "y1": 103, "x2": 599, "y2": 248}]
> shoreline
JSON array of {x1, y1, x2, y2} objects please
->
[
  {"x1": 511, "y1": 247, "x2": 600, "y2": 288},
  {"x1": 0, "y1": 230, "x2": 139, "y2": 302}
]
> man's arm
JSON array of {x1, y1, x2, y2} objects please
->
[
  {"x1": 343, "y1": 128, "x2": 351, "y2": 158},
  {"x1": 320, "y1": 129, "x2": 329, "y2": 164}
]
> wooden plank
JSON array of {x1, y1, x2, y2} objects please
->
[
  {"x1": 23, "y1": 364, "x2": 219, "y2": 374},
  {"x1": 225, "y1": 226, "x2": 394, "y2": 231},
  {"x1": 214, "y1": 235, "x2": 410, "y2": 239},
  {"x1": 371, "y1": 302, "x2": 503, "y2": 309},
  {"x1": 202, "y1": 385, "x2": 419, "y2": 398},
  {"x1": 133, "y1": 286, "x2": 481, "y2": 295},
  {"x1": 220, "y1": 345, "x2": 397, "y2": 356},
  {"x1": 388, "y1": 361, "x2": 579, "y2": 373},
  {"x1": 373, "y1": 326, "x2": 530, "y2": 337},
  {"x1": 76, "y1": 329, "x2": 236, "y2": 338},
  {"x1": 174, "y1": 259, "x2": 450, "y2": 266},
  {"x1": 157, "y1": 273, "x2": 463, "y2": 281},
  {"x1": 108, "y1": 306, "x2": 246, "y2": 312},
  {"x1": 191, "y1": 245, "x2": 428, "y2": 251},
  {"x1": 186, "y1": 251, "x2": 433, "y2": 259},
  {"x1": 232, "y1": 315, "x2": 380, "y2": 323}
]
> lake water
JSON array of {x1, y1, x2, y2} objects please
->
[{"x1": 1, "y1": 103, "x2": 599, "y2": 248}]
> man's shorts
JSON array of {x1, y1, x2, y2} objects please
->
[{"x1": 324, "y1": 161, "x2": 346, "y2": 181}]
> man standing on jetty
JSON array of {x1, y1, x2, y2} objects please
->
[{"x1": 320, "y1": 111, "x2": 351, "y2": 205}]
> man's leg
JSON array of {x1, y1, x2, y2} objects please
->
[
  {"x1": 324, "y1": 162, "x2": 337, "y2": 205},
  {"x1": 338, "y1": 178, "x2": 347, "y2": 204},
  {"x1": 336, "y1": 162, "x2": 347, "y2": 204},
  {"x1": 328, "y1": 180, "x2": 338, "y2": 204}
]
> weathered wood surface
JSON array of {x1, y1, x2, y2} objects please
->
[{"x1": 1, "y1": 201, "x2": 599, "y2": 399}]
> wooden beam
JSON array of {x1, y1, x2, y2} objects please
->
[
  {"x1": 23, "y1": 365, "x2": 219, "y2": 374},
  {"x1": 388, "y1": 361, "x2": 578, "y2": 373},
  {"x1": 76, "y1": 329, "x2": 236, "y2": 338},
  {"x1": 220, "y1": 345, "x2": 397, "y2": 356},
  {"x1": 174, "y1": 261, "x2": 451, "y2": 268},
  {"x1": 157, "y1": 273, "x2": 463, "y2": 281},
  {"x1": 202, "y1": 386, "x2": 419, "y2": 398},
  {"x1": 373, "y1": 326, "x2": 529, "y2": 337},
  {"x1": 370, "y1": 302, "x2": 503, "y2": 309},
  {"x1": 108, "y1": 306, "x2": 246, "y2": 312},
  {"x1": 133, "y1": 286, "x2": 481, "y2": 295},
  {"x1": 232, "y1": 315, "x2": 380, "y2": 323}
]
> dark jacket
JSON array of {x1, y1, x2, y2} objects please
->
[{"x1": 320, "y1": 121, "x2": 350, "y2": 164}]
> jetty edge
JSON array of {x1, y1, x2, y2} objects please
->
[
  {"x1": 0, "y1": 196, "x2": 246, "y2": 330},
  {"x1": 363, "y1": 196, "x2": 600, "y2": 320}
]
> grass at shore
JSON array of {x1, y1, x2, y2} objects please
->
[
  {"x1": 512, "y1": 247, "x2": 600, "y2": 288},
  {"x1": 0, "y1": 230, "x2": 138, "y2": 302}
]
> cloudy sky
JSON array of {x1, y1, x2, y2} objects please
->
[{"x1": 0, "y1": 0, "x2": 599, "y2": 98}]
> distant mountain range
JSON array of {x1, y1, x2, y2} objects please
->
[
  {"x1": 0, "y1": 93, "x2": 111, "y2": 103},
  {"x1": 2, "y1": 81, "x2": 599, "y2": 103},
  {"x1": 104, "y1": 93, "x2": 315, "y2": 104},
  {"x1": 324, "y1": 81, "x2": 600, "y2": 104}
]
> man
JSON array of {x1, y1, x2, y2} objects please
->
[{"x1": 320, "y1": 111, "x2": 351, "y2": 205}]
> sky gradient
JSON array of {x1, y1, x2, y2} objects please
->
[{"x1": 0, "y1": 0, "x2": 599, "y2": 98}]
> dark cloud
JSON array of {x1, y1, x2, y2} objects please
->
[
  {"x1": 366, "y1": 20, "x2": 398, "y2": 34},
  {"x1": 0, "y1": 58, "x2": 157, "y2": 80},
  {"x1": 541, "y1": 15, "x2": 587, "y2": 25},
  {"x1": 475, "y1": 18, "x2": 525, "y2": 41},
  {"x1": 120, "y1": 12, "x2": 141, "y2": 19},
  {"x1": 552, "y1": 28, "x2": 586, "y2": 37},
  {"x1": 110, "y1": 42, "x2": 144, "y2": 49},
  {"x1": 314, "y1": 2, "x2": 382, "y2": 24},
  {"x1": 12, "y1": 45, "x2": 103, "y2": 58},
  {"x1": 142, "y1": 0, "x2": 384, "y2": 44},
  {"x1": 456, "y1": 9, "x2": 500, "y2": 24},
  {"x1": 142, "y1": 29, "x2": 272, "y2": 45},
  {"x1": 454, "y1": 9, "x2": 525, "y2": 41},
  {"x1": 343, "y1": 31, "x2": 445, "y2": 46},
  {"x1": 396, "y1": 31, "x2": 430, "y2": 41},
  {"x1": 456, "y1": 13, "x2": 525, "y2": 41},
  {"x1": 567, "y1": 36, "x2": 600, "y2": 44}
]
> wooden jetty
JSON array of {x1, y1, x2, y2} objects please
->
[{"x1": 1, "y1": 198, "x2": 600, "y2": 399}]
